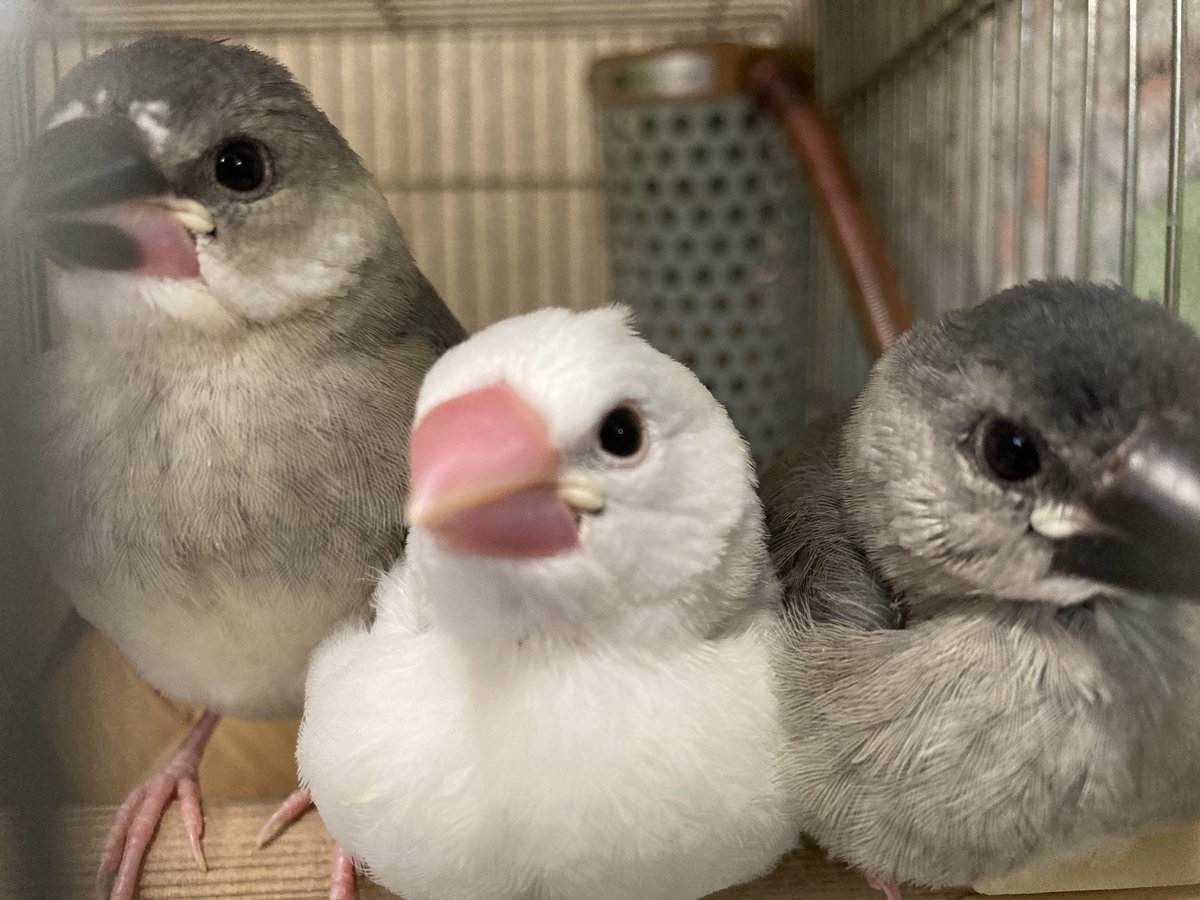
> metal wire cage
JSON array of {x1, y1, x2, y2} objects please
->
[
  {"x1": 0, "y1": 0, "x2": 1196, "y2": 430},
  {"x1": 816, "y1": 0, "x2": 1196, "y2": 328}
]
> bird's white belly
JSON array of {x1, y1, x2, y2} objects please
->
[
  {"x1": 300, "y1": 622, "x2": 796, "y2": 900},
  {"x1": 72, "y1": 578, "x2": 366, "y2": 719}
]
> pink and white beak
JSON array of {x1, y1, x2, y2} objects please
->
[
  {"x1": 406, "y1": 383, "x2": 604, "y2": 558},
  {"x1": 62, "y1": 196, "x2": 214, "y2": 279}
]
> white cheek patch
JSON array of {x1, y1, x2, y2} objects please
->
[
  {"x1": 129, "y1": 100, "x2": 171, "y2": 154},
  {"x1": 1033, "y1": 574, "x2": 1125, "y2": 606},
  {"x1": 137, "y1": 277, "x2": 228, "y2": 325},
  {"x1": 200, "y1": 213, "x2": 374, "y2": 321},
  {"x1": 1029, "y1": 502, "x2": 1100, "y2": 540},
  {"x1": 55, "y1": 269, "x2": 238, "y2": 333},
  {"x1": 44, "y1": 100, "x2": 88, "y2": 131}
]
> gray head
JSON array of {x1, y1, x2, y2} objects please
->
[
  {"x1": 7, "y1": 35, "x2": 402, "y2": 333},
  {"x1": 844, "y1": 280, "x2": 1200, "y2": 609}
]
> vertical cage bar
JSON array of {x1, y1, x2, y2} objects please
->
[
  {"x1": 891, "y1": 0, "x2": 905, "y2": 289},
  {"x1": 890, "y1": 1, "x2": 902, "y2": 252},
  {"x1": 1044, "y1": 0, "x2": 1061, "y2": 274},
  {"x1": 1075, "y1": 0, "x2": 1099, "y2": 278},
  {"x1": 6, "y1": 33, "x2": 50, "y2": 361},
  {"x1": 807, "y1": 168, "x2": 824, "y2": 403},
  {"x1": 804, "y1": 158, "x2": 820, "y2": 412},
  {"x1": 1164, "y1": 0, "x2": 1187, "y2": 313},
  {"x1": 941, "y1": 32, "x2": 955, "y2": 308},
  {"x1": 883, "y1": 71, "x2": 895, "y2": 271},
  {"x1": 1011, "y1": 0, "x2": 1028, "y2": 283},
  {"x1": 966, "y1": 24, "x2": 980, "y2": 302},
  {"x1": 923, "y1": 46, "x2": 935, "y2": 309},
  {"x1": 951, "y1": 30, "x2": 966, "y2": 303},
  {"x1": 874, "y1": 83, "x2": 884, "y2": 233},
  {"x1": 873, "y1": 9, "x2": 885, "y2": 201},
  {"x1": 922, "y1": 53, "x2": 935, "y2": 308},
  {"x1": 27, "y1": 38, "x2": 50, "y2": 355},
  {"x1": 1119, "y1": 0, "x2": 1140, "y2": 289},
  {"x1": 903, "y1": 59, "x2": 917, "y2": 305},
  {"x1": 987, "y1": 8, "x2": 1001, "y2": 293}
]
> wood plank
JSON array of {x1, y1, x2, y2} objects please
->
[{"x1": 11, "y1": 800, "x2": 1190, "y2": 899}]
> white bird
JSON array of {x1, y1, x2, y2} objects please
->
[{"x1": 297, "y1": 305, "x2": 797, "y2": 900}]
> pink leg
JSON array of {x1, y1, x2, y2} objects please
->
[
  {"x1": 256, "y1": 786, "x2": 313, "y2": 848},
  {"x1": 97, "y1": 710, "x2": 221, "y2": 900},
  {"x1": 329, "y1": 844, "x2": 357, "y2": 900},
  {"x1": 261, "y1": 789, "x2": 351, "y2": 898},
  {"x1": 866, "y1": 872, "x2": 902, "y2": 900}
]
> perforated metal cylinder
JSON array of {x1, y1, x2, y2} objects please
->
[{"x1": 592, "y1": 46, "x2": 811, "y2": 465}]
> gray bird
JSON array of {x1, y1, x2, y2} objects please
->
[
  {"x1": 763, "y1": 280, "x2": 1200, "y2": 897},
  {"x1": 6, "y1": 35, "x2": 465, "y2": 899}
]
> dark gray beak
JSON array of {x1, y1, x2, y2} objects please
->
[
  {"x1": 1052, "y1": 416, "x2": 1200, "y2": 599},
  {"x1": 4, "y1": 114, "x2": 170, "y2": 270}
]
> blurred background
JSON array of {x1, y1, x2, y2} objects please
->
[{"x1": 0, "y1": 0, "x2": 1196, "y2": 895}]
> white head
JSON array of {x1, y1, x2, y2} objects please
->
[{"x1": 401, "y1": 306, "x2": 775, "y2": 648}]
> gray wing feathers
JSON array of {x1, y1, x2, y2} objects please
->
[{"x1": 762, "y1": 414, "x2": 900, "y2": 631}]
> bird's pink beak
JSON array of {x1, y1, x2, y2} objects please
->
[
  {"x1": 68, "y1": 197, "x2": 212, "y2": 279},
  {"x1": 407, "y1": 383, "x2": 580, "y2": 558}
]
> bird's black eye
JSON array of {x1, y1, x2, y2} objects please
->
[
  {"x1": 214, "y1": 140, "x2": 269, "y2": 195},
  {"x1": 598, "y1": 406, "x2": 645, "y2": 460},
  {"x1": 977, "y1": 416, "x2": 1042, "y2": 482}
]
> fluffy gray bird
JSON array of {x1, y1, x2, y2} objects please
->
[
  {"x1": 6, "y1": 35, "x2": 464, "y2": 899},
  {"x1": 763, "y1": 280, "x2": 1200, "y2": 897}
]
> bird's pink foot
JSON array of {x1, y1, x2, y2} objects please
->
[
  {"x1": 256, "y1": 785, "x2": 313, "y2": 848},
  {"x1": 866, "y1": 872, "x2": 902, "y2": 900},
  {"x1": 96, "y1": 710, "x2": 221, "y2": 900},
  {"x1": 260, "y1": 790, "x2": 351, "y2": 898},
  {"x1": 330, "y1": 844, "x2": 357, "y2": 900}
]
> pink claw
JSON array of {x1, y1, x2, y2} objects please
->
[
  {"x1": 330, "y1": 844, "x2": 357, "y2": 900},
  {"x1": 866, "y1": 872, "x2": 903, "y2": 900},
  {"x1": 96, "y1": 710, "x2": 221, "y2": 900},
  {"x1": 256, "y1": 786, "x2": 314, "y2": 848}
]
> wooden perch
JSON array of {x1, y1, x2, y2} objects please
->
[{"x1": 2, "y1": 800, "x2": 1189, "y2": 899}]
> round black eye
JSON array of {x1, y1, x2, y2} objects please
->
[
  {"x1": 978, "y1": 417, "x2": 1042, "y2": 482},
  {"x1": 214, "y1": 140, "x2": 269, "y2": 194},
  {"x1": 598, "y1": 406, "x2": 644, "y2": 459}
]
